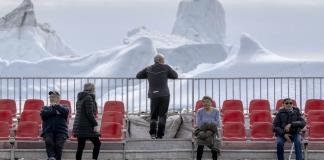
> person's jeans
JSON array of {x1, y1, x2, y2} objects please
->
[
  {"x1": 44, "y1": 133, "x2": 67, "y2": 160},
  {"x1": 76, "y1": 137, "x2": 101, "y2": 160},
  {"x1": 196, "y1": 145, "x2": 217, "y2": 160},
  {"x1": 149, "y1": 96, "x2": 170, "y2": 138},
  {"x1": 276, "y1": 133, "x2": 302, "y2": 160}
]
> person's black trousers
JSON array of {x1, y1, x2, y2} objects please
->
[
  {"x1": 197, "y1": 145, "x2": 218, "y2": 160},
  {"x1": 149, "y1": 96, "x2": 170, "y2": 138},
  {"x1": 76, "y1": 137, "x2": 101, "y2": 160},
  {"x1": 44, "y1": 133, "x2": 67, "y2": 160}
]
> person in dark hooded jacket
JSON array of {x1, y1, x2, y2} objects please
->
[
  {"x1": 73, "y1": 83, "x2": 101, "y2": 160},
  {"x1": 273, "y1": 98, "x2": 306, "y2": 160},
  {"x1": 40, "y1": 91, "x2": 69, "y2": 160}
]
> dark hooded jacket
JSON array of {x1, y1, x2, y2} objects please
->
[
  {"x1": 273, "y1": 107, "x2": 306, "y2": 137},
  {"x1": 40, "y1": 104, "x2": 69, "y2": 137},
  {"x1": 72, "y1": 91, "x2": 99, "y2": 137},
  {"x1": 136, "y1": 63, "x2": 178, "y2": 98}
]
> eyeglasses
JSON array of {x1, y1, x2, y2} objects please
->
[{"x1": 285, "y1": 102, "x2": 293, "y2": 105}]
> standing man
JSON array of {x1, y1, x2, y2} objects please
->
[
  {"x1": 40, "y1": 91, "x2": 69, "y2": 160},
  {"x1": 73, "y1": 83, "x2": 101, "y2": 160},
  {"x1": 136, "y1": 53, "x2": 178, "y2": 139},
  {"x1": 273, "y1": 98, "x2": 306, "y2": 160}
]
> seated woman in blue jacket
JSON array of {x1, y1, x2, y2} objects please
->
[{"x1": 194, "y1": 96, "x2": 220, "y2": 160}]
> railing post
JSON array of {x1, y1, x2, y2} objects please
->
[
  {"x1": 299, "y1": 78, "x2": 303, "y2": 111},
  {"x1": 126, "y1": 78, "x2": 129, "y2": 115},
  {"x1": 19, "y1": 78, "x2": 22, "y2": 113}
]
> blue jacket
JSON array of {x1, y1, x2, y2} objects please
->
[{"x1": 40, "y1": 104, "x2": 69, "y2": 137}]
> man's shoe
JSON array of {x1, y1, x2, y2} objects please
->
[
  {"x1": 151, "y1": 134, "x2": 156, "y2": 139},
  {"x1": 156, "y1": 136, "x2": 163, "y2": 139}
]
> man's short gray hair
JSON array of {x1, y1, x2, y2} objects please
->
[
  {"x1": 84, "y1": 83, "x2": 95, "y2": 92},
  {"x1": 154, "y1": 54, "x2": 165, "y2": 63}
]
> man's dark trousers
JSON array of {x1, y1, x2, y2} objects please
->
[
  {"x1": 149, "y1": 96, "x2": 170, "y2": 138},
  {"x1": 44, "y1": 132, "x2": 67, "y2": 160}
]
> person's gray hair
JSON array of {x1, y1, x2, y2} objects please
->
[
  {"x1": 83, "y1": 83, "x2": 95, "y2": 92},
  {"x1": 154, "y1": 54, "x2": 165, "y2": 63}
]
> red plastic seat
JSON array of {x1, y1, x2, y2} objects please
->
[
  {"x1": 308, "y1": 122, "x2": 324, "y2": 141},
  {"x1": 100, "y1": 122, "x2": 123, "y2": 141},
  {"x1": 195, "y1": 100, "x2": 216, "y2": 111},
  {"x1": 16, "y1": 121, "x2": 40, "y2": 140},
  {"x1": 305, "y1": 99, "x2": 324, "y2": 116},
  {"x1": 250, "y1": 122, "x2": 275, "y2": 141},
  {"x1": 276, "y1": 99, "x2": 297, "y2": 111},
  {"x1": 59, "y1": 99, "x2": 72, "y2": 117},
  {"x1": 249, "y1": 110, "x2": 272, "y2": 126},
  {"x1": 103, "y1": 101, "x2": 125, "y2": 114},
  {"x1": 0, "y1": 99, "x2": 16, "y2": 117},
  {"x1": 249, "y1": 99, "x2": 270, "y2": 113},
  {"x1": 222, "y1": 110, "x2": 244, "y2": 123},
  {"x1": 0, "y1": 121, "x2": 10, "y2": 140},
  {"x1": 222, "y1": 122, "x2": 246, "y2": 141},
  {"x1": 101, "y1": 111, "x2": 124, "y2": 126},
  {"x1": 307, "y1": 110, "x2": 324, "y2": 124},
  {"x1": 221, "y1": 100, "x2": 243, "y2": 114},
  {"x1": 23, "y1": 99, "x2": 44, "y2": 111},
  {"x1": 20, "y1": 110, "x2": 42, "y2": 127},
  {"x1": 0, "y1": 110, "x2": 13, "y2": 127}
]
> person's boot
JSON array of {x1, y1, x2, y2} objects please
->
[{"x1": 151, "y1": 134, "x2": 156, "y2": 139}]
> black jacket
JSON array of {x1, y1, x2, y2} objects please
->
[
  {"x1": 273, "y1": 107, "x2": 306, "y2": 137},
  {"x1": 136, "y1": 63, "x2": 178, "y2": 98},
  {"x1": 72, "y1": 92, "x2": 99, "y2": 137},
  {"x1": 40, "y1": 104, "x2": 69, "y2": 137}
]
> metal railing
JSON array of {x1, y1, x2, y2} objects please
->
[{"x1": 0, "y1": 77, "x2": 323, "y2": 114}]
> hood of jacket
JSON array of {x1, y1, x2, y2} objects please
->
[{"x1": 77, "y1": 91, "x2": 95, "y2": 100}]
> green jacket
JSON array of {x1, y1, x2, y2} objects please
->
[{"x1": 194, "y1": 123, "x2": 221, "y2": 154}]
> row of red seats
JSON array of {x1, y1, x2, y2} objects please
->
[
  {"x1": 1, "y1": 98, "x2": 323, "y2": 116},
  {"x1": 0, "y1": 100, "x2": 126, "y2": 141},
  {"x1": 195, "y1": 99, "x2": 324, "y2": 114},
  {"x1": 194, "y1": 99, "x2": 324, "y2": 141}
]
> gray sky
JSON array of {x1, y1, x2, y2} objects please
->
[{"x1": 0, "y1": 0, "x2": 324, "y2": 58}]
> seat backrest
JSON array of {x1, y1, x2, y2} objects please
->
[
  {"x1": 250, "y1": 122, "x2": 274, "y2": 140},
  {"x1": 16, "y1": 121, "x2": 39, "y2": 140},
  {"x1": 308, "y1": 122, "x2": 324, "y2": 140},
  {"x1": 249, "y1": 99, "x2": 270, "y2": 113},
  {"x1": 221, "y1": 100, "x2": 243, "y2": 114},
  {"x1": 20, "y1": 110, "x2": 42, "y2": 127},
  {"x1": 103, "y1": 101, "x2": 125, "y2": 114},
  {"x1": 222, "y1": 110, "x2": 244, "y2": 123},
  {"x1": 0, "y1": 110, "x2": 13, "y2": 126},
  {"x1": 59, "y1": 99, "x2": 72, "y2": 117},
  {"x1": 0, "y1": 121, "x2": 10, "y2": 140},
  {"x1": 101, "y1": 111, "x2": 124, "y2": 125},
  {"x1": 276, "y1": 99, "x2": 298, "y2": 111},
  {"x1": 24, "y1": 99, "x2": 44, "y2": 111},
  {"x1": 249, "y1": 110, "x2": 272, "y2": 126},
  {"x1": 305, "y1": 99, "x2": 324, "y2": 115},
  {"x1": 307, "y1": 110, "x2": 324, "y2": 124},
  {"x1": 222, "y1": 122, "x2": 246, "y2": 140},
  {"x1": 195, "y1": 100, "x2": 216, "y2": 111},
  {"x1": 100, "y1": 122, "x2": 122, "y2": 140},
  {"x1": 0, "y1": 99, "x2": 16, "y2": 117}
]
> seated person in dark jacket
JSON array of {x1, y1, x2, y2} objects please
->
[
  {"x1": 194, "y1": 96, "x2": 220, "y2": 160},
  {"x1": 273, "y1": 98, "x2": 306, "y2": 160},
  {"x1": 40, "y1": 91, "x2": 69, "y2": 160}
]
